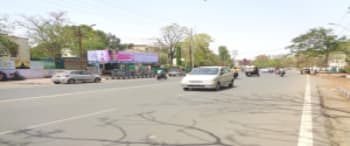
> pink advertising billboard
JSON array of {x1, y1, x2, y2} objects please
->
[
  {"x1": 115, "y1": 51, "x2": 134, "y2": 62},
  {"x1": 88, "y1": 50, "x2": 158, "y2": 64}
]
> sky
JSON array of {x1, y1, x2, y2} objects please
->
[{"x1": 2, "y1": 0, "x2": 350, "y2": 59}]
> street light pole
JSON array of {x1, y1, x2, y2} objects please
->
[{"x1": 78, "y1": 26, "x2": 83, "y2": 70}]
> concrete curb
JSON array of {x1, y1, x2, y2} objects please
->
[{"x1": 337, "y1": 87, "x2": 350, "y2": 99}]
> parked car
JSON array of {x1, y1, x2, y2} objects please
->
[
  {"x1": 52, "y1": 70, "x2": 102, "y2": 84},
  {"x1": 181, "y1": 66, "x2": 234, "y2": 91},
  {"x1": 168, "y1": 67, "x2": 186, "y2": 77},
  {"x1": 300, "y1": 68, "x2": 311, "y2": 74}
]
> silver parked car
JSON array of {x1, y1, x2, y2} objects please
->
[
  {"x1": 181, "y1": 66, "x2": 234, "y2": 91},
  {"x1": 52, "y1": 70, "x2": 102, "y2": 84},
  {"x1": 168, "y1": 67, "x2": 185, "y2": 77}
]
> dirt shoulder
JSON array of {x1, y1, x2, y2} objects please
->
[{"x1": 316, "y1": 75, "x2": 350, "y2": 146}]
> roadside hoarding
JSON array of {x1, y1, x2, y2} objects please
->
[
  {"x1": 87, "y1": 50, "x2": 111, "y2": 63},
  {"x1": 134, "y1": 52, "x2": 158, "y2": 64},
  {"x1": 88, "y1": 50, "x2": 159, "y2": 64},
  {"x1": 115, "y1": 51, "x2": 134, "y2": 63}
]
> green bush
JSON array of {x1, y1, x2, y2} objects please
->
[{"x1": 343, "y1": 65, "x2": 350, "y2": 73}]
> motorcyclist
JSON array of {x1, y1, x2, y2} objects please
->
[
  {"x1": 156, "y1": 69, "x2": 167, "y2": 80},
  {"x1": 232, "y1": 67, "x2": 239, "y2": 79},
  {"x1": 254, "y1": 66, "x2": 260, "y2": 77},
  {"x1": 279, "y1": 68, "x2": 286, "y2": 77}
]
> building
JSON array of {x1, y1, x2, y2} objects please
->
[
  {"x1": 61, "y1": 48, "x2": 77, "y2": 58},
  {"x1": 0, "y1": 34, "x2": 30, "y2": 69},
  {"x1": 328, "y1": 52, "x2": 347, "y2": 69},
  {"x1": 128, "y1": 44, "x2": 158, "y2": 53}
]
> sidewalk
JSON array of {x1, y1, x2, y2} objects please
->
[
  {"x1": 0, "y1": 78, "x2": 53, "y2": 86},
  {"x1": 316, "y1": 75, "x2": 350, "y2": 146}
]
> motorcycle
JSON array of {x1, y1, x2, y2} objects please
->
[
  {"x1": 233, "y1": 72, "x2": 239, "y2": 79},
  {"x1": 279, "y1": 70, "x2": 286, "y2": 77},
  {"x1": 156, "y1": 71, "x2": 168, "y2": 80}
]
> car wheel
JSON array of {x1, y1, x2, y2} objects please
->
[
  {"x1": 215, "y1": 82, "x2": 221, "y2": 91},
  {"x1": 53, "y1": 81, "x2": 60, "y2": 84},
  {"x1": 0, "y1": 72, "x2": 7, "y2": 81},
  {"x1": 94, "y1": 78, "x2": 101, "y2": 83},
  {"x1": 67, "y1": 79, "x2": 75, "y2": 84},
  {"x1": 228, "y1": 80, "x2": 234, "y2": 88}
]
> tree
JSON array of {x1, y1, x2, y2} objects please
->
[
  {"x1": 0, "y1": 36, "x2": 19, "y2": 57},
  {"x1": 218, "y1": 45, "x2": 231, "y2": 66},
  {"x1": 0, "y1": 15, "x2": 14, "y2": 34},
  {"x1": 18, "y1": 11, "x2": 70, "y2": 60},
  {"x1": 287, "y1": 27, "x2": 341, "y2": 67},
  {"x1": 0, "y1": 15, "x2": 18, "y2": 57},
  {"x1": 175, "y1": 44, "x2": 182, "y2": 66},
  {"x1": 158, "y1": 23, "x2": 187, "y2": 65},
  {"x1": 106, "y1": 33, "x2": 121, "y2": 50},
  {"x1": 184, "y1": 33, "x2": 218, "y2": 66},
  {"x1": 252, "y1": 55, "x2": 270, "y2": 68}
]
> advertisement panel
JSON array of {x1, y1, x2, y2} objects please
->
[
  {"x1": 116, "y1": 51, "x2": 134, "y2": 63},
  {"x1": 88, "y1": 50, "x2": 159, "y2": 64},
  {"x1": 15, "y1": 59, "x2": 30, "y2": 69},
  {"x1": 96, "y1": 50, "x2": 110, "y2": 63},
  {"x1": 87, "y1": 50, "x2": 111, "y2": 63},
  {"x1": 134, "y1": 52, "x2": 158, "y2": 64},
  {"x1": 87, "y1": 51, "x2": 98, "y2": 62}
]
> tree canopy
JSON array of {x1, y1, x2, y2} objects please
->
[
  {"x1": 218, "y1": 45, "x2": 232, "y2": 66},
  {"x1": 158, "y1": 23, "x2": 188, "y2": 65},
  {"x1": 287, "y1": 27, "x2": 341, "y2": 67}
]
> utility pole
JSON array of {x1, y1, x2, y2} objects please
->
[
  {"x1": 189, "y1": 28, "x2": 194, "y2": 68},
  {"x1": 78, "y1": 26, "x2": 84, "y2": 70}
]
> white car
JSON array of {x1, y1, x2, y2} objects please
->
[
  {"x1": 181, "y1": 66, "x2": 234, "y2": 91},
  {"x1": 52, "y1": 70, "x2": 102, "y2": 84}
]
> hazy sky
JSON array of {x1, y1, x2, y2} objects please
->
[{"x1": 2, "y1": 0, "x2": 350, "y2": 59}]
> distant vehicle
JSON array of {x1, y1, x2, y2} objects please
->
[
  {"x1": 260, "y1": 68, "x2": 274, "y2": 73},
  {"x1": 181, "y1": 66, "x2": 234, "y2": 91},
  {"x1": 156, "y1": 70, "x2": 168, "y2": 80},
  {"x1": 231, "y1": 67, "x2": 239, "y2": 79},
  {"x1": 244, "y1": 66, "x2": 260, "y2": 77},
  {"x1": 168, "y1": 67, "x2": 185, "y2": 77},
  {"x1": 276, "y1": 68, "x2": 286, "y2": 77},
  {"x1": 300, "y1": 68, "x2": 311, "y2": 74},
  {"x1": 51, "y1": 70, "x2": 102, "y2": 84},
  {"x1": 280, "y1": 70, "x2": 286, "y2": 77},
  {"x1": 231, "y1": 67, "x2": 241, "y2": 73}
]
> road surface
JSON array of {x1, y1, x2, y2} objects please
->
[{"x1": 0, "y1": 71, "x2": 329, "y2": 146}]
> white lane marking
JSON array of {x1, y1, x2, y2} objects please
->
[
  {"x1": 0, "y1": 82, "x2": 170, "y2": 104},
  {"x1": 0, "y1": 108, "x2": 116, "y2": 136},
  {"x1": 297, "y1": 75, "x2": 313, "y2": 146}
]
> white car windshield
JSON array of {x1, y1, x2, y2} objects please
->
[{"x1": 190, "y1": 68, "x2": 218, "y2": 75}]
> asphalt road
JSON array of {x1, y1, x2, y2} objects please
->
[{"x1": 0, "y1": 71, "x2": 330, "y2": 146}]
